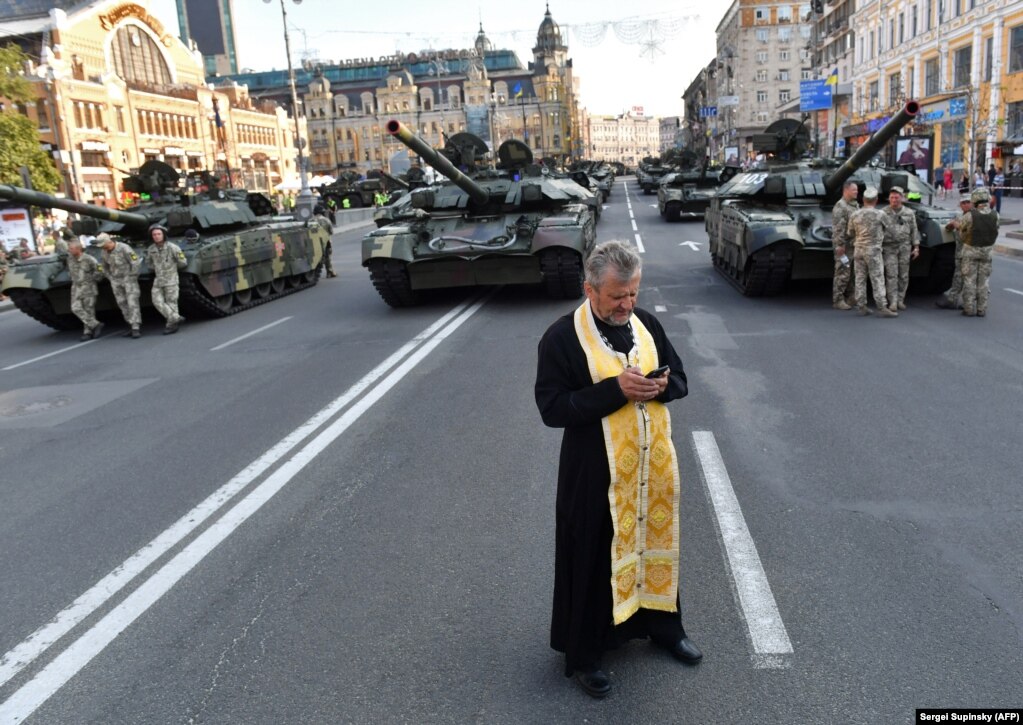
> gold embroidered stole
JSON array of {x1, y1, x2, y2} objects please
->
[{"x1": 573, "y1": 302, "x2": 681, "y2": 625}]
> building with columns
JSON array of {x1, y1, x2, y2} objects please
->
[
  {"x1": 587, "y1": 110, "x2": 661, "y2": 166},
  {"x1": 844, "y1": 0, "x2": 1023, "y2": 176},
  {"x1": 224, "y1": 8, "x2": 583, "y2": 178},
  {"x1": 0, "y1": 0, "x2": 300, "y2": 204}
]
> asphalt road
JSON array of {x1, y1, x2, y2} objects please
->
[{"x1": 1, "y1": 181, "x2": 1021, "y2": 724}]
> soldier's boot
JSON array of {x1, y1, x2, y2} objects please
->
[
  {"x1": 130, "y1": 327, "x2": 141, "y2": 338},
  {"x1": 961, "y1": 309, "x2": 976, "y2": 317},
  {"x1": 976, "y1": 309, "x2": 986, "y2": 317},
  {"x1": 163, "y1": 321, "x2": 179, "y2": 335},
  {"x1": 844, "y1": 296, "x2": 857, "y2": 307},
  {"x1": 897, "y1": 300, "x2": 906, "y2": 311},
  {"x1": 888, "y1": 302, "x2": 898, "y2": 313},
  {"x1": 327, "y1": 271, "x2": 338, "y2": 278},
  {"x1": 833, "y1": 300, "x2": 852, "y2": 310},
  {"x1": 857, "y1": 306, "x2": 871, "y2": 316},
  {"x1": 90, "y1": 322, "x2": 104, "y2": 339},
  {"x1": 80, "y1": 330, "x2": 92, "y2": 342},
  {"x1": 935, "y1": 297, "x2": 957, "y2": 309},
  {"x1": 877, "y1": 307, "x2": 898, "y2": 318}
]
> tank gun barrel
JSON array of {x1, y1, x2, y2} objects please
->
[
  {"x1": 825, "y1": 101, "x2": 920, "y2": 194},
  {"x1": 379, "y1": 171, "x2": 409, "y2": 190},
  {"x1": 0, "y1": 185, "x2": 151, "y2": 228},
  {"x1": 385, "y1": 120, "x2": 489, "y2": 205}
]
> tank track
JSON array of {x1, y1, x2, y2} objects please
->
[
  {"x1": 367, "y1": 259, "x2": 419, "y2": 307},
  {"x1": 664, "y1": 201, "x2": 682, "y2": 222},
  {"x1": 178, "y1": 266, "x2": 321, "y2": 318},
  {"x1": 914, "y1": 244, "x2": 956, "y2": 294},
  {"x1": 5, "y1": 289, "x2": 79, "y2": 331},
  {"x1": 541, "y1": 248, "x2": 584, "y2": 299},
  {"x1": 713, "y1": 246, "x2": 792, "y2": 297}
]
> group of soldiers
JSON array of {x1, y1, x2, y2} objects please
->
[
  {"x1": 832, "y1": 183, "x2": 999, "y2": 317},
  {"x1": 66, "y1": 225, "x2": 189, "y2": 341}
]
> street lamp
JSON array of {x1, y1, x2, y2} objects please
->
[{"x1": 263, "y1": 0, "x2": 313, "y2": 220}]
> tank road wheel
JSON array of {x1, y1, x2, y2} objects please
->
[
  {"x1": 270, "y1": 277, "x2": 286, "y2": 294},
  {"x1": 540, "y1": 248, "x2": 584, "y2": 300},
  {"x1": 234, "y1": 289, "x2": 253, "y2": 306},
  {"x1": 367, "y1": 259, "x2": 419, "y2": 307},
  {"x1": 301, "y1": 264, "x2": 320, "y2": 284},
  {"x1": 254, "y1": 282, "x2": 272, "y2": 298},
  {"x1": 916, "y1": 244, "x2": 956, "y2": 294},
  {"x1": 5, "y1": 289, "x2": 79, "y2": 331},
  {"x1": 665, "y1": 201, "x2": 682, "y2": 222},
  {"x1": 214, "y1": 293, "x2": 234, "y2": 312}
]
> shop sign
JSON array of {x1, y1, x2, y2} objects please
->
[
  {"x1": 867, "y1": 116, "x2": 891, "y2": 133},
  {"x1": 163, "y1": 147, "x2": 185, "y2": 156},
  {"x1": 186, "y1": 151, "x2": 204, "y2": 157},
  {"x1": 142, "y1": 148, "x2": 161, "y2": 154},
  {"x1": 81, "y1": 140, "x2": 109, "y2": 151}
]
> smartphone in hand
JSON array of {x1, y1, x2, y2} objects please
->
[{"x1": 644, "y1": 365, "x2": 670, "y2": 379}]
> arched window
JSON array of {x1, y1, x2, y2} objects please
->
[{"x1": 111, "y1": 24, "x2": 173, "y2": 86}]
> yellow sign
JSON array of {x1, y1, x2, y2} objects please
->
[{"x1": 98, "y1": 3, "x2": 171, "y2": 45}]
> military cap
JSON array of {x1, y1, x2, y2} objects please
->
[
  {"x1": 95, "y1": 232, "x2": 112, "y2": 244},
  {"x1": 889, "y1": 185, "x2": 905, "y2": 195},
  {"x1": 959, "y1": 193, "x2": 972, "y2": 203},
  {"x1": 863, "y1": 186, "x2": 879, "y2": 200},
  {"x1": 970, "y1": 188, "x2": 990, "y2": 204}
]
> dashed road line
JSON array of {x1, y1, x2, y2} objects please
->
[
  {"x1": 692, "y1": 430, "x2": 793, "y2": 669},
  {"x1": 210, "y1": 317, "x2": 293, "y2": 351},
  {"x1": 1005, "y1": 288, "x2": 1023, "y2": 297},
  {"x1": 634, "y1": 233, "x2": 645, "y2": 254},
  {"x1": 2, "y1": 336, "x2": 106, "y2": 371}
]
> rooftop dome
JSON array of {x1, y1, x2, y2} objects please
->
[
  {"x1": 474, "y1": 23, "x2": 493, "y2": 55},
  {"x1": 308, "y1": 70, "x2": 330, "y2": 94},
  {"x1": 535, "y1": 3, "x2": 564, "y2": 52}
]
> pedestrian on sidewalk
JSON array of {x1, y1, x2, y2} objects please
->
[{"x1": 992, "y1": 167, "x2": 1005, "y2": 213}]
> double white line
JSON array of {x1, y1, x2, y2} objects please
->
[{"x1": 0, "y1": 293, "x2": 490, "y2": 722}]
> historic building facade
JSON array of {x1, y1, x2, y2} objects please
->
[
  {"x1": 223, "y1": 9, "x2": 583, "y2": 176},
  {"x1": 0, "y1": 0, "x2": 299, "y2": 204},
  {"x1": 845, "y1": 0, "x2": 1023, "y2": 175},
  {"x1": 587, "y1": 111, "x2": 661, "y2": 165}
]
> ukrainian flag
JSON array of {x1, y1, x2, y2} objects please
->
[
  {"x1": 825, "y1": 69, "x2": 838, "y2": 86},
  {"x1": 513, "y1": 82, "x2": 524, "y2": 98}
]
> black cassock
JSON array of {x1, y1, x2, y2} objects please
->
[{"x1": 535, "y1": 306, "x2": 689, "y2": 675}]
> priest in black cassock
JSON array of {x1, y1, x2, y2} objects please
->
[{"x1": 535, "y1": 240, "x2": 702, "y2": 699}]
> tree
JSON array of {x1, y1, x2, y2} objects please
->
[{"x1": 0, "y1": 43, "x2": 61, "y2": 192}]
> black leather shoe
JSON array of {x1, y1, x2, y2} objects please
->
[
  {"x1": 665, "y1": 637, "x2": 703, "y2": 664},
  {"x1": 90, "y1": 322, "x2": 104, "y2": 338},
  {"x1": 574, "y1": 668, "x2": 611, "y2": 698}
]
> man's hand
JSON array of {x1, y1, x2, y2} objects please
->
[
  {"x1": 618, "y1": 367, "x2": 666, "y2": 402},
  {"x1": 911, "y1": 246, "x2": 920, "y2": 260},
  {"x1": 834, "y1": 245, "x2": 845, "y2": 258}
]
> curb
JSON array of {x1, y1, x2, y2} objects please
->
[{"x1": 995, "y1": 242, "x2": 1023, "y2": 258}]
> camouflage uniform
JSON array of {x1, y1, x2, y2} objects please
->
[
  {"x1": 831, "y1": 197, "x2": 858, "y2": 304},
  {"x1": 958, "y1": 207, "x2": 999, "y2": 316},
  {"x1": 67, "y1": 252, "x2": 102, "y2": 334},
  {"x1": 847, "y1": 207, "x2": 888, "y2": 310},
  {"x1": 881, "y1": 205, "x2": 919, "y2": 309},
  {"x1": 942, "y1": 234, "x2": 965, "y2": 308},
  {"x1": 145, "y1": 241, "x2": 187, "y2": 325},
  {"x1": 100, "y1": 241, "x2": 142, "y2": 329}
]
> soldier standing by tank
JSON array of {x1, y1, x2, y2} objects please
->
[
  {"x1": 881, "y1": 186, "x2": 920, "y2": 312},
  {"x1": 66, "y1": 239, "x2": 105, "y2": 341},
  {"x1": 55, "y1": 228, "x2": 74, "y2": 256},
  {"x1": 936, "y1": 194, "x2": 973, "y2": 310},
  {"x1": 145, "y1": 224, "x2": 187, "y2": 335},
  {"x1": 958, "y1": 189, "x2": 999, "y2": 317},
  {"x1": 847, "y1": 187, "x2": 897, "y2": 317},
  {"x1": 96, "y1": 232, "x2": 143, "y2": 338},
  {"x1": 831, "y1": 180, "x2": 859, "y2": 310}
]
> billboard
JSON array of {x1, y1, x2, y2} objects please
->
[
  {"x1": 0, "y1": 207, "x2": 33, "y2": 252},
  {"x1": 894, "y1": 136, "x2": 934, "y2": 184},
  {"x1": 799, "y1": 80, "x2": 832, "y2": 112}
]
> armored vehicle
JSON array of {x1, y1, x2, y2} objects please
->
[
  {"x1": 361, "y1": 120, "x2": 597, "y2": 307},
  {"x1": 318, "y1": 170, "x2": 407, "y2": 208},
  {"x1": 705, "y1": 101, "x2": 957, "y2": 296},
  {"x1": 637, "y1": 163, "x2": 672, "y2": 194},
  {"x1": 0, "y1": 161, "x2": 329, "y2": 330},
  {"x1": 657, "y1": 162, "x2": 736, "y2": 221}
]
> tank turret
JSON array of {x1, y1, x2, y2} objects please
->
[
  {"x1": 385, "y1": 120, "x2": 489, "y2": 205},
  {"x1": 825, "y1": 101, "x2": 920, "y2": 193}
]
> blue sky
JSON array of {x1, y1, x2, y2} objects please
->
[{"x1": 148, "y1": 0, "x2": 724, "y2": 118}]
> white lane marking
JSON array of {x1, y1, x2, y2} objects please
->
[
  {"x1": 1, "y1": 337, "x2": 104, "y2": 371},
  {"x1": 0, "y1": 298, "x2": 475, "y2": 691},
  {"x1": 631, "y1": 219, "x2": 638, "y2": 231},
  {"x1": 0, "y1": 295, "x2": 490, "y2": 722},
  {"x1": 680, "y1": 241, "x2": 701, "y2": 251},
  {"x1": 1005, "y1": 288, "x2": 1023, "y2": 296},
  {"x1": 210, "y1": 317, "x2": 293, "y2": 351},
  {"x1": 654, "y1": 305, "x2": 667, "y2": 312},
  {"x1": 692, "y1": 431, "x2": 793, "y2": 669},
  {"x1": 634, "y1": 233, "x2": 645, "y2": 254}
]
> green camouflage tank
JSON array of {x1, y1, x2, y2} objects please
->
[{"x1": 0, "y1": 161, "x2": 330, "y2": 330}]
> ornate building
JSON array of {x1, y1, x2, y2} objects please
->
[
  {"x1": 224, "y1": 7, "x2": 583, "y2": 176},
  {"x1": 0, "y1": 0, "x2": 300, "y2": 203},
  {"x1": 587, "y1": 111, "x2": 661, "y2": 165}
]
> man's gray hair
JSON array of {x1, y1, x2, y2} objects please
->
[{"x1": 584, "y1": 240, "x2": 642, "y2": 288}]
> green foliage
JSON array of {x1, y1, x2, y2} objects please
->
[
  {"x1": 0, "y1": 113, "x2": 61, "y2": 192},
  {"x1": 0, "y1": 43, "x2": 32, "y2": 103}
]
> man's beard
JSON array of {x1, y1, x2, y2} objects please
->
[{"x1": 599, "y1": 311, "x2": 631, "y2": 327}]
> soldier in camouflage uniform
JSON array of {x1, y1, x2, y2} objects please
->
[
  {"x1": 96, "y1": 232, "x2": 143, "y2": 338},
  {"x1": 66, "y1": 239, "x2": 105, "y2": 341},
  {"x1": 936, "y1": 194, "x2": 972, "y2": 309},
  {"x1": 847, "y1": 187, "x2": 897, "y2": 317},
  {"x1": 957, "y1": 189, "x2": 999, "y2": 317},
  {"x1": 145, "y1": 224, "x2": 187, "y2": 334},
  {"x1": 831, "y1": 180, "x2": 859, "y2": 310},
  {"x1": 881, "y1": 186, "x2": 920, "y2": 311}
]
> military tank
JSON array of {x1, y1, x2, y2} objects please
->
[
  {"x1": 0, "y1": 161, "x2": 329, "y2": 330},
  {"x1": 361, "y1": 120, "x2": 597, "y2": 307},
  {"x1": 658, "y1": 160, "x2": 736, "y2": 221},
  {"x1": 705, "y1": 101, "x2": 957, "y2": 296}
]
